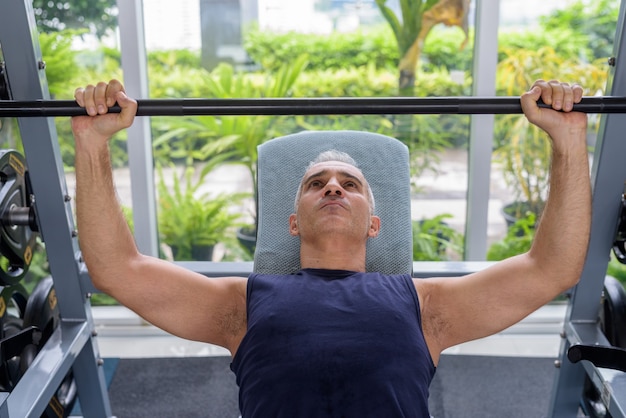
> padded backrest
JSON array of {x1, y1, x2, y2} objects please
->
[{"x1": 254, "y1": 130, "x2": 412, "y2": 275}]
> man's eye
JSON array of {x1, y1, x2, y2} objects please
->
[
  {"x1": 344, "y1": 182, "x2": 357, "y2": 188},
  {"x1": 309, "y1": 180, "x2": 322, "y2": 188}
]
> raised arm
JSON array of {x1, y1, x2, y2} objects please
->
[
  {"x1": 416, "y1": 80, "x2": 591, "y2": 363},
  {"x1": 72, "y1": 80, "x2": 247, "y2": 354}
]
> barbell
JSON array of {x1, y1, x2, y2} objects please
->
[{"x1": 1, "y1": 96, "x2": 626, "y2": 117}]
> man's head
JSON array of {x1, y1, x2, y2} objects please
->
[
  {"x1": 289, "y1": 150, "x2": 380, "y2": 241},
  {"x1": 293, "y1": 150, "x2": 376, "y2": 214}
]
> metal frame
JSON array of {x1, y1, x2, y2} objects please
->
[
  {"x1": 0, "y1": 1, "x2": 111, "y2": 417},
  {"x1": 549, "y1": 0, "x2": 626, "y2": 415}
]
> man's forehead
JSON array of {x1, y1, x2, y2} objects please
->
[{"x1": 304, "y1": 161, "x2": 365, "y2": 179}]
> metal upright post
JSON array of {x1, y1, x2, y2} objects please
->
[
  {"x1": 465, "y1": 0, "x2": 500, "y2": 260},
  {"x1": 117, "y1": 0, "x2": 160, "y2": 258},
  {"x1": 549, "y1": 0, "x2": 626, "y2": 416},
  {"x1": 0, "y1": 1, "x2": 111, "y2": 416}
]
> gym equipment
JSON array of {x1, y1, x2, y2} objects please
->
[
  {"x1": 0, "y1": 3, "x2": 110, "y2": 416},
  {"x1": 613, "y1": 188, "x2": 626, "y2": 263},
  {"x1": 0, "y1": 96, "x2": 625, "y2": 117},
  {"x1": 0, "y1": 283, "x2": 30, "y2": 392},
  {"x1": 549, "y1": 0, "x2": 626, "y2": 410},
  {"x1": 255, "y1": 131, "x2": 412, "y2": 275},
  {"x1": 0, "y1": 278, "x2": 78, "y2": 417},
  {"x1": 0, "y1": 63, "x2": 9, "y2": 101},
  {"x1": 0, "y1": 150, "x2": 38, "y2": 286},
  {"x1": 0, "y1": 283, "x2": 28, "y2": 321},
  {"x1": 573, "y1": 277, "x2": 626, "y2": 353},
  {"x1": 563, "y1": 276, "x2": 626, "y2": 417},
  {"x1": 20, "y1": 277, "x2": 77, "y2": 418},
  {"x1": 600, "y1": 276, "x2": 626, "y2": 350}
]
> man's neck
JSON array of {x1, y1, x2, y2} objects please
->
[{"x1": 299, "y1": 237, "x2": 367, "y2": 272}]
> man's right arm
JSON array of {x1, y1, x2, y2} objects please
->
[{"x1": 72, "y1": 81, "x2": 247, "y2": 354}]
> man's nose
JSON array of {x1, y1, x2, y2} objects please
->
[{"x1": 324, "y1": 178, "x2": 343, "y2": 196}]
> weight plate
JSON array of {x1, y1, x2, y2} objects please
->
[
  {"x1": 600, "y1": 275, "x2": 626, "y2": 349},
  {"x1": 0, "y1": 283, "x2": 29, "y2": 322},
  {"x1": 0, "y1": 150, "x2": 36, "y2": 285},
  {"x1": 0, "y1": 320, "x2": 33, "y2": 392},
  {"x1": 613, "y1": 195, "x2": 626, "y2": 264},
  {"x1": 23, "y1": 276, "x2": 57, "y2": 343},
  {"x1": 22, "y1": 276, "x2": 77, "y2": 417},
  {"x1": 0, "y1": 283, "x2": 30, "y2": 391}
]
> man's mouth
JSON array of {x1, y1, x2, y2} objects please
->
[{"x1": 320, "y1": 199, "x2": 346, "y2": 210}]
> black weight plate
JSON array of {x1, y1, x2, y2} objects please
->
[
  {"x1": 0, "y1": 282, "x2": 30, "y2": 391},
  {"x1": 0, "y1": 316, "x2": 25, "y2": 391},
  {"x1": 22, "y1": 276, "x2": 77, "y2": 417},
  {"x1": 600, "y1": 275, "x2": 626, "y2": 349},
  {"x1": 23, "y1": 276, "x2": 57, "y2": 341},
  {"x1": 0, "y1": 150, "x2": 36, "y2": 285},
  {"x1": 0, "y1": 283, "x2": 29, "y2": 323},
  {"x1": 613, "y1": 196, "x2": 626, "y2": 264}
]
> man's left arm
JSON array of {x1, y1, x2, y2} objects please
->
[{"x1": 417, "y1": 80, "x2": 591, "y2": 357}]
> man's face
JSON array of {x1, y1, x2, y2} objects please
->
[{"x1": 289, "y1": 161, "x2": 379, "y2": 241}]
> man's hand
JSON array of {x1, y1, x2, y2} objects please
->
[
  {"x1": 71, "y1": 79, "x2": 137, "y2": 147},
  {"x1": 520, "y1": 79, "x2": 588, "y2": 152}
]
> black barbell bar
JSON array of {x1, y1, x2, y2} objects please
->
[{"x1": 1, "y1": 96, "x2": 626, "y2": 117}]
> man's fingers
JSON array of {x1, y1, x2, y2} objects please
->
[
  {"x1": 115, "y1": 91, "x2": 138, "y2": 128},
  {"x1": 94, "y1": 82, "x2": 108, "y2": 115},
  {"x1": 532, "y1": 79, "x2": 551, "y2": 105},
  {"x1": 74, "y1": 87, "x2": 85, "y2": 107},
  {"x1": 520, "y1": 85, "x2": 542, "y2": 120},
  {"x1": 106, "y1": 79, "x2": 125, "y2": 108},
  {"x1": 74, "y1": 80, "x2": 128, "y2": 117},
  {"x1": 573, "y1": 84, "x2": 584, "y2": 104},
  {"x1": 82, "y1": 84, "x2": 97, "y2": 116},
  {"x1": 526, "y1": 80, "x2": 583, "y2": 114},
  {"x1": 547, "y1": 80, "x2": 565, "y2": 110}
]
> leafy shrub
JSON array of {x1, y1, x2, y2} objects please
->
[
  {"x1": 486, "y1": 213, "x2": 536, "y2": 261},
  {"x1": 39, "y1": 30, "x2": 82, "y2": 98},
  {"x1": 244, "y1": 25, "x2": 398, "y2": 72},
  {"x1": 421, "y1": 27, "x2": 473, "y2": 73},
  {"x1": 412, "y1": 214, "x2": 464, "y2": 261},
  {"x1": 539, "y1": 0, "x2": 619, "y2": 61}
]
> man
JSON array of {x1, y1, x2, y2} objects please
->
[{"x1": 72, "y1": 79, "x2": 590, "y2": 416}]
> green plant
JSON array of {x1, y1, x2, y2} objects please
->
[
  {"x1": 156, "y1": 160, "x2": 244, "y2": 261},
  {"x1": 486, "y1": 213, "x2": 536, "y2": 260},
  {"x1": 412, "y1": 214, "x2": 463, "y2": 261},
  {"x1": 493, "y1": 46, "x2": 607, "y2": 220},
  {"x1": 244, "y1": 24, "x2": 398, "y2": 72},
  {"x1": 375, "y1": 0, "x2": 469, "y2": 94},
  {"x1": 494, "y1": 113, "x2": 550, "y2": 220},
  {"x1": 539, "y1": 0, "x2": 619, "y2": 61},
  {"x1": 154, "y1": 57, "x2": 308, "y2": 224},
  {"x1": 606, "y1": 253, "x2": 626, "y2": 288},
  {"x1": 39, "y1": 30, "x2": 83, "y2": 98},
  {"x1": 33, "y1": 0, "x2": 117, "y2": 38},
  {"x1": 375, "y1": 0, "x2": 437, "y2": 93}
]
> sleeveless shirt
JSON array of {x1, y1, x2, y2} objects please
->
[{"x1": 230, "y1": 268, "x2": 436, "y2": 417}]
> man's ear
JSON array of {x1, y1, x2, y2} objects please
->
[
  {"x1": 368, "y1": 215, "x2": 381, "y2": 238},
  {"x1": 289, "y1": 214, "x2": 299, "y2": 236}
]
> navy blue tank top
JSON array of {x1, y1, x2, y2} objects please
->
[{"x1": 231, "y1": 269, "x2": 435, "y2": 417}]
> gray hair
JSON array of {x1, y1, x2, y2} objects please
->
[{"x1": 293, "y1": 150, "x2": 376, "y2": 214}]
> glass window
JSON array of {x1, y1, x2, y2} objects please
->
[{"x1": 25, "y1": 0, "x2": 617, "y2": 267}]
